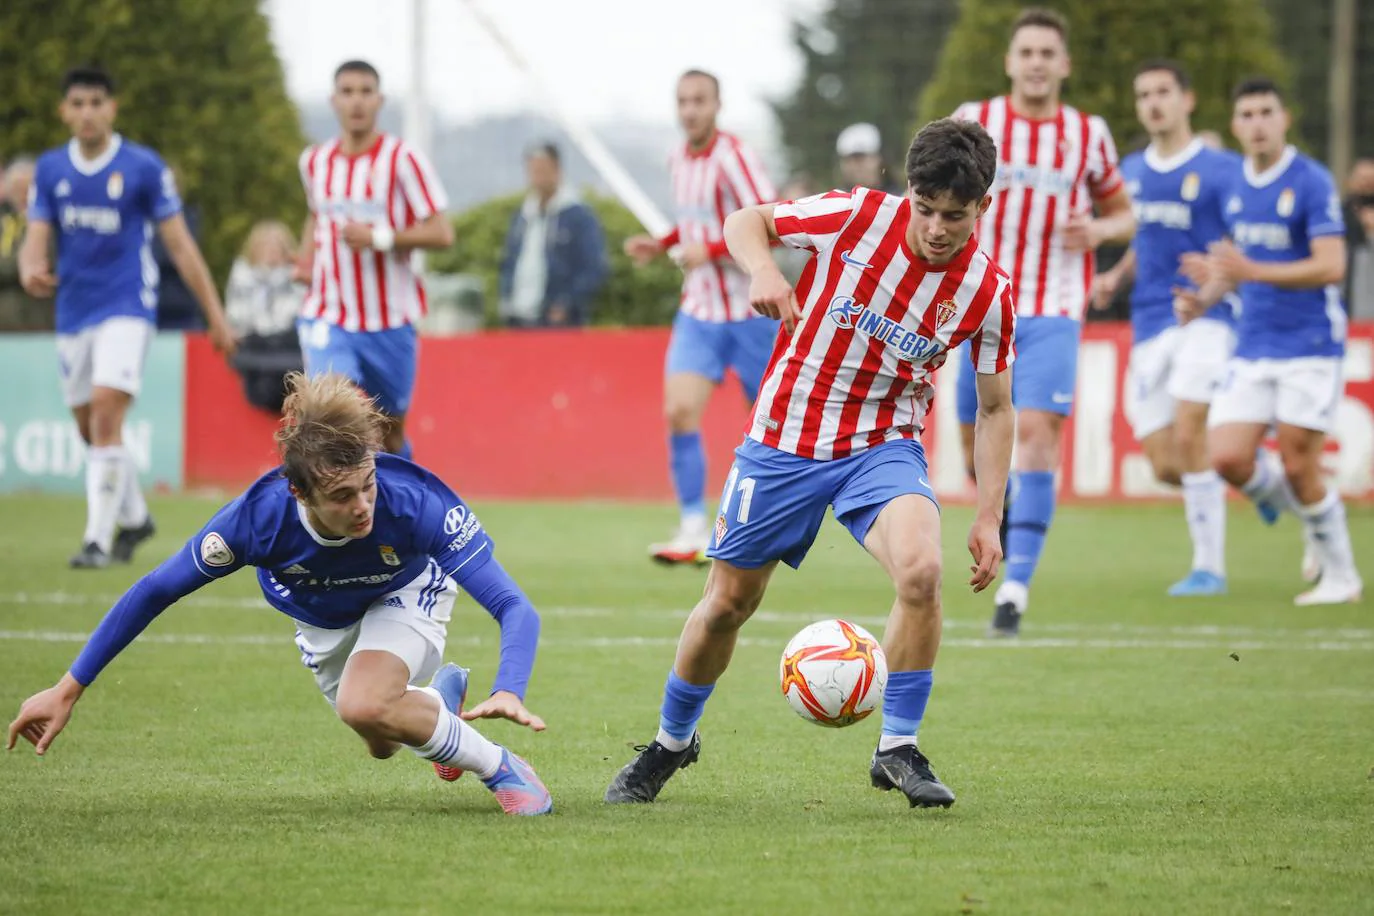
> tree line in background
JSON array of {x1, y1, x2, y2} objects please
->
[{"x1": 1, "y1": 0, "x2": 1368, "y2": 328}]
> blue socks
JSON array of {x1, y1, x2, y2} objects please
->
[
  {"x1": 669, "y1": 432, "x2": 706, "y2": 518},
  {"x1": 879, "y1": 669, "x2": 933, "y2": 748},
  {"x1": 396, "y1": 439, "x2": 414, "y2": 462},
  {"x1": 1005, "y1": 470, "x2": 1056, "y2": 587},
  {"x1": 656, "y1": 670, "x2": 714, "y2": 750}
]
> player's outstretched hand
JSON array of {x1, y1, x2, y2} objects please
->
[
  {"x1": 461, "y1": 690, "x2": 546, "y2": 732},
  {"x1": 967, "y1": 517, "x2": 1002, "y2": 593},
  {"x1": 7, "y1": 676, "x2": 83, "y2": 756},
  {"x1": 1206, "y1": 240, "x2": 1251, "y2": 284},
  {"x1": 748, "y1": 267, "x2": 802, "y2": 333},
  {"x1": 624, "y1": 235, "x2": 660, "y2": 266}
]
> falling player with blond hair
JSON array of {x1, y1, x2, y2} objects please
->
[{"x1": 8, "y1": 373, "x2": 553, "y2": 815}]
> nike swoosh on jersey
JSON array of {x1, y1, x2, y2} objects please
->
[{"x1": 839, "y1": 249, "x2": 873, "y2": 269}]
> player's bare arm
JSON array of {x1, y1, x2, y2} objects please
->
[
  {"x1": 1065, "y1": 185, "x2": 1136, "y2": 252},
  {"x1": 1207, "y1": 235, "x2": 1345, "y2": 289},
  {"x1": 1092, "y1": 246, "x2": 1136, "y2": 310},
  {"x1": 293, "y1": 212, "x2": 316, "y2": 283},
  {"x1": 341, "y1": 212, "x2": 454, "y2": 254},
  {"x1": 17, "y1": 219, "x2": 57, "y2": 298},
  {"x1": 157, "y1": 214, "x2": 236, "y2": 356},
  {"x1": 969, "y1": 369, "x2": 1014, "y2": 592},
  {"x1": 6, "y1": 672, "x2": 85, "y2": 756},
  {"x1": 723, "y1": 203, "x2": 801, "y2": 332}
]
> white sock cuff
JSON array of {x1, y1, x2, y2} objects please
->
[
  {"x1": 88, "y1": 444, "x2": 123, "y2": 462},
  {"x1": 1297, "y1": 489, "x2": 1339, "y2": 520},
  {"x1": 1181, "y1": 470, "x2": 1220, "y2": 487}
]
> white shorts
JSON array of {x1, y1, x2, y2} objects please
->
[
  {"x1": 292, "y1": 564, "x2": 455, "y2": 705},
  {"x1": 1126, "y1": 319, "x2": 1236, "y2": 439},
  {"x1": 56, "y1": 316, "x2": 154, "y2": 407},
  {"x1": 1208, "y1": 356, "x2": 1345, "y2": 433}
]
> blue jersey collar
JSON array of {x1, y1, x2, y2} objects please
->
[{"x1": 66, "y1": 134, "x2": 123, "y2": 176}]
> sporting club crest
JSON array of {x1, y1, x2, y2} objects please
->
[{"x1": 934, "y1": 299, "x2": 958, "y2": 327}]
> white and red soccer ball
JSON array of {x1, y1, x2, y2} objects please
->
[{"x1": 779, "y1": 619, "x2": 887, "y2": 727}]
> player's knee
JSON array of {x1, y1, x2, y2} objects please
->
[
  {"x1": 665, "y1": 399, "x2": 701, "y2": 433},
  {"x1": 1210, "y1": 446, "x2": 1252, "y2": 485},
  {"x1": 700, "y1": 580, "x2": 765, "y2": 631},
  {"x1": 892, "y1": 555, "x2": 942, "y2": 609},
  {"x1": 334, "y1": 692, "x2": 395, "y2": 737}
]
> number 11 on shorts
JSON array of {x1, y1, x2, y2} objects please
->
[{"x1": 719, "y1": 467, "x2": 756, "y2": 525}]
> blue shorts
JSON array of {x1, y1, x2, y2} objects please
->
[
  {"x1": 956, "y1": 314, "x2": 1080, "y2": 423},
  {"x1": 708, "y1": 438, "x2": 937, "y2": 570},
  {"x1": 298, "y1": 319, "x2": 418, "y2": 416},
  {"x1": 665, "y1": 312, "x2": 779, "y2": 402}
]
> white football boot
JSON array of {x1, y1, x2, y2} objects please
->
[{"x1": 650, "y1": 515, "x2": 710, "y2": 566}]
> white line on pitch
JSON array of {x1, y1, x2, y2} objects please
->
[
  {"x1": 5, "y1": 591, "x2": 1372, "y2": 642},
  {"x1": 1, "y1": 629, "x2": 1371, "y2": 653}
]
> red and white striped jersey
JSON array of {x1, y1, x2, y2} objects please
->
[
  {"x1": 752, "y1": 188, "x2": 1016, "y2": 461},
  {"x1": 951, "y1": 96, "x2": 1123, "y2": 321},
  {"x1": 668, "y1": 130, "x2": 776, "y2": 322},
  {"x1": 298, "y1": 133, "x2": 448, "y2": 331}
]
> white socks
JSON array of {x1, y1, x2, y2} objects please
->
[
  {"x1": 117, "y1": 448, "x2": 149, "y2": 529},
  {"x1": 412, "y1": 700, "x2": 503, "y2": 780},
  {"x1": 877, "y1": 735, "x2": 918, "y2": 751},
  {"x1": 654, "y1": 729, "x2": 691, "y2": 752},
  {"x1": 1181, "y1": 470, "x2": 1226, "y2": 576},
  {"x1": 83, "y1": 445, "x2": 128, "y2": 552},
  {"x1": 1297, "y1": 490, "x2": 1360, "y2": 584},
  {"x1": 1240, "y1": 449, "x2": 1296, "y2": 515}
]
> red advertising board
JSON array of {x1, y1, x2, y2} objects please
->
[{"x1": 184, "y1": 323, "x2": 1374, "y2": 501}]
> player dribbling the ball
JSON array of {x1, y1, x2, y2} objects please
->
[{"x1": 605, "y1": 118, "x2": 1017, "y2": 809}]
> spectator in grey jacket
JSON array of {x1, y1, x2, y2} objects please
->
[
  {"x1": 498, "y1": 142, "x2": 608, "y2": 327},
  {"x1": 1345, "y1": 158, "x2": 1374, "y2": 321}
]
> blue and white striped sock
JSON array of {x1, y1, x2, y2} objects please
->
[{"x1": 412, "y1": 707, "x2": 502, "y2": 779}]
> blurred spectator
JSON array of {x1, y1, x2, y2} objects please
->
[
  {"x1": 1197, "y1": 129, "x2": 1226, "y2": 151},
  {"x1": 151, "y1": 164, "x2": 207, "y2": 331},
  {"x1": 836, "y1": 122, "x2": 902, "y2": 194},
  {"x1": 1345, "y1": 158, "x2": 1374, "y2": 320},
  {"x1": 0, "y1": 156, "x2": 50, "y2": 330},
  {"x1": 498, "y1": 142, "x2": 608, "y2": 327},
  {"x1": 225, "y1": 220, "x2": 305, "y2": 411}
]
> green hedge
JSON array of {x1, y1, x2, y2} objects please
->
[{"x1": 429, "y1": 191, "x2": 684, "y2": 327}]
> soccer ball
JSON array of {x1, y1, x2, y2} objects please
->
[{"x1": 779, "y1": 619, "x2": 887, "y2": 727}]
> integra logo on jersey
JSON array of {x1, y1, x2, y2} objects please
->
[
  {"x1": 994, "y1": 163, "x2": 1075, "y2": 195},
  {"x1": 827, "y1": 295, "x2": 944, "y2": 361},
  {"x1": 60, "y1": 205, "x2": 121, "y2": 234},
  {"x1": 1133, "y1": 200, "x2": 1191, "y2": 230},
  {"x1": 1233, "y1": 221, "x2": 1292, "y2": 250}
]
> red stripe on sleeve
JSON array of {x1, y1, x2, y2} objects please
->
[{"x1": 405, "y1": 151, "x2": 438, "y2": 217}]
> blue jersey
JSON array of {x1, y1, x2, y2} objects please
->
[
  {"x1": 28, "y1": 134, "x2": 181, "y2": 334},
  {"x1": 1122, "y1": 140, "x2": 1240, "y2": 343},
  {"x1": 69, "y1": 455, "x2": 540, "y2": 696},
  {"x1": 1224, "y1": 146, "x2": 1347, "y2": 360},
  {"x1": 188, "y1": 455, "x2": 493, "y2": 627}
]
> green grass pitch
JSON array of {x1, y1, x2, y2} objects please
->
[{"x1": 1, "y1": 494, "x2": 1372, "y2": 914}]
